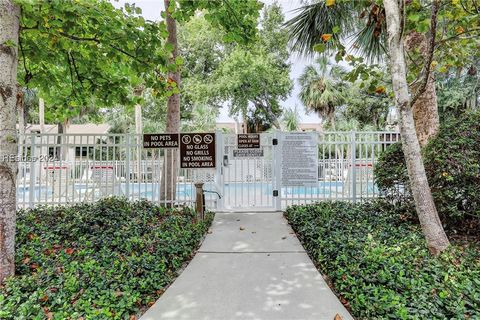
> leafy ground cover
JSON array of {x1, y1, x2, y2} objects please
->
[
  {"x1": 0, "y1": 198, "x2": 213, "y2": 319},
  {"x1": 285, "y1": 201, "x2": 480, "y2": 320}
]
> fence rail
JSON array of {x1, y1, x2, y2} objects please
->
[
  {"x1": 16, "y1": 131, "x2": 400, "y2": 210},
  {"x1": 17, "y1": 133, "x2": 218, "y2": 209}
]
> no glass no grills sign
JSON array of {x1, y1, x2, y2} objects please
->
[{"x1": 180, "y1": 133, "x2": 216, "y2": 169}]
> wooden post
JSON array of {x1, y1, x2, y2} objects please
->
[{"x1": 194, "y1": 182, "x2": 204, "y2": 220}]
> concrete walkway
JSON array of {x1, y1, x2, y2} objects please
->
[{"x1": 140, "y1": 212, "x2": 353, "y2": 320}]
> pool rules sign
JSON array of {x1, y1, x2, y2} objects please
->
[
  {"x1": 280, "y1": 132, "x2": 318, "y2": 187},
  {"x1": 180, "y1": 133, "x2": 216, "y2": 169}
]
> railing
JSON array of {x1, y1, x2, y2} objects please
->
[
  {"x1": 278, "y1": 131, "x2": 401, "y2": 208},
  {"x1": 17, "y1": 131, "x2": 401, "y2": 210},
  {"x1": 17, "y1": 134, "x2": 218, "y2": 209}
]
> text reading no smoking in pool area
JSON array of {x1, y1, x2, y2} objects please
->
[{"x1": 180, "y1": 133, "x2": 216, "y2": 168}]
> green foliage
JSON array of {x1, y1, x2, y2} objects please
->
[
  {"x1": 176, "y1": 0, "x2": 263, "y2": 45},
  {"x1": 281, "y1": 107, "x2": 300, "y2": 132},
  {"x1": 17, "y1": 0, "x2": 171, "y2": 123},
  {"x1": 436, "y1": 71, "x2": 479, "y2": 122},
  {"x1": 181, "y1": 104, "x2": 218, "y2": 132},
  {"x1": 375, "y1": 111, "x2": 480, "y2": 223},
  {"x1": 213, "y1": 3, "x2": 292, "y2": 129},
  {"x1": 178, "y1": 14, "x2": 226, "y2": 115},
  {"x1": 340, "y1": 72, "x2": 392, "y2": 129},
  {"x1": 285, "y1": 201, "x2": 480, "y2": 320},
  {"x1": 373, "y1": 142, "x2": 411, "y2": 205},
  {"x1": 298, "y1": 57, "x2": 345, "y2": 128},
  {"x1": 286, "y1": 0, "x2": 479, "y2": 100},
  {"x1": 285, "y1": 1, "x2": 357, "y2": 57},
  {"x1": 0, "y1": 198, "x2": 213, "y2": 319}
]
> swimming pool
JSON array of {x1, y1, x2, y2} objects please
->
[{"x1": 17, "y1": 181, "x2": 377, "y2": 201}]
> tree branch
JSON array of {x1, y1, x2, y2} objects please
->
[
  {"x1": 56, "y1": 31, "x2": 151, "y2": 66},
  {"x1": 436, "y1": 27, "x2": 480, "y2": 45},
  {"x1": 19, "y1": 37, "x2": 32, "y2": 84},
  {"x1": 66, "y1": 51, "x2": 77, "y2": 96},
  {"x1": 70, "y1": 52, "x2": 84, "y2": 89},
  {"x1": 410, "y1": 0, "x2": 439, "y2": 107}
]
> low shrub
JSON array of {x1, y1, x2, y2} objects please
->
[
  {"x1": 285, "y1": 201, "x2": 480, "y2": 319},
  {"x1": 0, "y1": 197, "x2": 213, "y2": 319},
  {"x1": 374, "y1": 111, "x2": 480, "y2": 225}
]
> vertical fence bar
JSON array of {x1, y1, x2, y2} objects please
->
[
  {"x1": 126, "y1": 135, "x2": 130, "y2": 200},
  {"x1": 28, "y1": 134, "x2": 36, "y2": 208},
  {"x1": 351, "y1": 131, "x2": 357, "y2": 203}
]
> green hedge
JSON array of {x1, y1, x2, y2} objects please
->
[
  {"x1": 0, "y1": 198, "x2": 213, "y2": 319},
  {"x1": 374, "y1": 111, "x2": 480, "y2": 224},
  {"x1": 285, "y1": 201, "x2": 480, "y2": 319}
]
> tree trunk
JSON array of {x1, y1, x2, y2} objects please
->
[
  {"x1": 16, "y1": 86, "x2": 24, "y2": 161},
  {"x1": 412, "y1": 76, "x2": 439, "y2": 147},
  {"x1": 39, "y1": 98, "x2": 45, "y2": 133},
  {"x1": 160, "y1": 0, "x2": 180, "y2": 207},
  {"x1": 0, "y1": 0, "x2": 20, "y2": 284},
  {"x1": 405, "y1": 32, "x2": 440, "y2": 147},
  {"x1": 384, "y1": 0, "x2": 449, "y2": 255}
]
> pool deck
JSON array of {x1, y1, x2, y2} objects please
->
[{"x1": 140, "y1": 211, "x2": 353, "y2": 320}]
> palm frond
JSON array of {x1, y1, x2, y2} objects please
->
[
  {"x1": 350, "y1": 6, "x2": 387, "y2": 63},
  {"x1": 285, "y1": 1, "x2": 357, "y2": 57},
  {"x1": 286, "y1": 1, "x2": 388, "y2": 62}
]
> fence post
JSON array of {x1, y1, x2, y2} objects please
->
[
  {"x1": 273, "y1": 131, "x2": 282, "y2": 211},
  {"x1": 351, "y1": 131, "x2": 357, "y2": 203},
  {"x1": 125, "y1": 135, "x2": 130, "y2": 200},
  {"x1": 194, "y1": 182, "x2": 204, "y2": 220},
  {"x1": 215, "y1": 130, "x2": 224, "y2": 211},
  {"x1": 29, "y1": 134, "x2": 36, "y2": 208}
]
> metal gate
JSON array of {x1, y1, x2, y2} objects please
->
[{"x1": 216, "y1": 133, "x2": 277, "y2": 211}]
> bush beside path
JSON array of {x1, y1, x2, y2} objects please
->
[
  {"x1": 0, "y1": 198, "x2": 213, "y2": 319},
  {"x1": 285, "y1": 201, "x2": 480, "y2": 320}
]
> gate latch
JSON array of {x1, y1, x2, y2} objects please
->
[
  {"x1": 273, "y1": 190, "x2": 279, "y2": 197},
  {"x1": 272, "y1": 138, "x2": 278, "y2": 145}
]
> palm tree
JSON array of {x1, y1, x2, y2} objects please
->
[
  {"x1": 281, "y1": 106, "x2": 300, "y2": 131},
  {"x1": 287, "y1": 0, "x2": 451, "y2": 254},
  {"x1": 298, "y1": 57, "x2": 345, "y2": 129},
  {"x1": 285, "y1": 1, "x2": 438, "y2": 146}
]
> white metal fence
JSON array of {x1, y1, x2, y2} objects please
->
[
  {"x1": 17, "y1": 134, "x2": 219, "y2": 209},
  {"x1": 276, "y1": 131, "x2": 400, "y2": 209},
  {"x1": 17, "y1": 131, "x2": 400, "y2": 211}
]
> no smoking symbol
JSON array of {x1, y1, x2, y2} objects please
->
[{"x1": 204, "y1": 134, "x2": 213, "y2": 144}]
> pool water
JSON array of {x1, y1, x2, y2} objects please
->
[{"x1": 18, "y1": 181, "x2": 377, "y2": 201}]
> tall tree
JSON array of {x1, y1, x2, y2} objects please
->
[
  {"x1": 286, "y1": 0, "x2": 473, "y2": 254},
  {"x1": 18, "y1": 0, "x2": 172, "y2": 159},
  {"x1": 0, "y1": 0, "x2": 20, "y2": 284},
  {"x1": 214, "y1": 3, "x2": 292, "y2": 130},
  {"x1": 383, "y1": 0, "x2": 449, "y2": 254},
  {"x1": 1, "y1": 0, "x2": 172, "y2": 284},
  {"x1": 160, "y1": 0, "x2": 181, "y2": 205},
  {"x1": 286, "y1": 0, "x2": 479, "y2": 145},
  {"x1": 159, "y1": 0, "x2": 263, "y2": 201}
]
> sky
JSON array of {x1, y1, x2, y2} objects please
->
[{"x1": 113, "y1": 0, "x2": 321, "y2": 123}]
